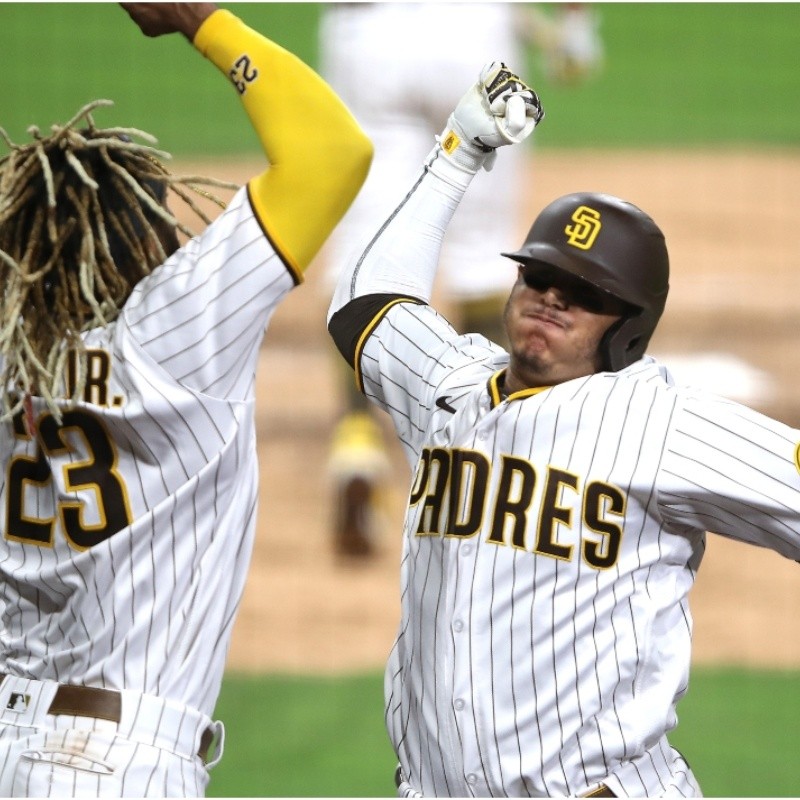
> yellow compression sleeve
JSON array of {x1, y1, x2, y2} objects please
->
[{"x1": 193, "y1": 10, "x2": 372, "y2": 279}]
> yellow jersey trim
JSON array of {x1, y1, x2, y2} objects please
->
[
  {"x1": 354, "y1": 298, "x2": 423, "y2": 393},
  {"x1": 488, "y1": 370, "x2": 551, "y2": 408}
]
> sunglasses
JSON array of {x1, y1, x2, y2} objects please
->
[{"x1": 519, "y1": 265, "x2": 632, "y2": 316}]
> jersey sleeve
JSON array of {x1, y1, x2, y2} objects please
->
[
  {"x1": 122, "y1": 187, "x2": 290, "y2": 401},
  {"x1": 193, "y1": 10, "x2": 372, "y2": 279},
  {"x1": 324, "y1": 97, "x2": 501, "y2": 461},
  {"x1": 356, "y1": 298, "x2": 504, "y2": 463},
  {"x1": 656, "y1": 392, "x2": 800, "y2": 561}
]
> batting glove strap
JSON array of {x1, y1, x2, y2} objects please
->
[{"x1": 425, "y1": 140, "x2": 482, "y2": 190}]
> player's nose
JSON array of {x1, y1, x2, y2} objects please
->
[{"x1": 540, "y1": 284, "x2": 568, "y2": 309}]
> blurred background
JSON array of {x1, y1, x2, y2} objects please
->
[
  {"x1": 4, "y1": 3, "x2": 797, "y2": 150},
  {"x1": 3, "y1": 3, "x2": 800, "y2": 796}
]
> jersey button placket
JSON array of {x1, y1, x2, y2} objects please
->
[
  {"x1": 451, "y1": 618, "x2": 466, "y2": 717},
  {"x1": 451, "y1": 569, "x2": 478, "y2": 794},
  {"x1": 475, "y1": 400, "x2": 499, "y2": 445},
  {"x1": 451, "y1": 620, "x2": 467, "y2": 725}
]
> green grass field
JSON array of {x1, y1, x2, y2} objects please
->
[
  {"x1": 208, "y1": 668, "x2": 800, "y2": 797},
  {"x1": 2, "y1": 4, "x2": 799, "y2": 153},
  {"x1": 3, "y1": 3, "x2": 800, "y2": 796}
]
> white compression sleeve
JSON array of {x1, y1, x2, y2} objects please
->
[{"x1": 327, "y1": 141, "x2": 482, "y2": 321}]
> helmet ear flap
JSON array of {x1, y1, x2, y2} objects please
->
[{"x1": 599, "y1": 309, "x2": 653, "y2": 372}]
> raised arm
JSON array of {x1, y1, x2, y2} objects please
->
[
  {"x1": 327, "y1": 62, "x2": 543, "y2": 370},
  {"x1": 122, "y1": 2, "x2": 373, "y2": 279}
]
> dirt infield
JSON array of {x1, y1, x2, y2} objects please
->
[{"x1": 186, "y1": 149, "x2": 800, "y2": 675}]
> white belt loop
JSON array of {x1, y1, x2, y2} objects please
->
[
  {"x1": 204, "y1": 720, "x2": 225, "y2": 770},
  {"x1": 394, "y1": 764, "x2": 424, "y2": 798}
]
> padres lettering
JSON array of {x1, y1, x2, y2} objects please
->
[
  {"x1": 409, "y1": 446, "x2": 625, "y2": 569},
  {"x1": 565, "y1": 205, "x2": 602, "y2": 250}
]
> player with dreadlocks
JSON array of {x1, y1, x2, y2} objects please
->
[
  {"x1": 0, "y1": 3, "x2": 371, "y2": 797},
  {"x1": 0, "y1": 98, "x2": 233, "y2": 425}
]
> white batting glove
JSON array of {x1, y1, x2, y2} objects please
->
[{"x1": 438, "y1": 61, "x2": 544, "y2": 174}]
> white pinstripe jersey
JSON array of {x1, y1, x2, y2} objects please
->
[
  {"x1": 0, "y1": 187, "x2": 292, "y2": 718},
  {"x1": 362, "y1": 301, "x2": 800, "y2": 797}
]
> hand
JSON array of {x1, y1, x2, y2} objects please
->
[
  {"x1": 120, "y1": 3, "x2": 217, "y2": 41},
  {"x1": 441, "y1": 62, "x2": 544, "y2": 172}
]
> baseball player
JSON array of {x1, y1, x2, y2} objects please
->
[
  {"x1": 0, "y1": 3, "x2": 370, "y2": 797},
  {"x1": 328, "y1": 62, "x2": 800, "y2": 797},
  {"x1": 319, "y1": 2, "x2": 604, "y2": 558}
]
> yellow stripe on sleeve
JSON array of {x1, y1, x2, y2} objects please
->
[{"x1": 354, "y1": 298, "x2": 422, "y2": 393}]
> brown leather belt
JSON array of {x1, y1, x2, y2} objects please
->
[
  {"x1": 0, "y1": 673, "x2": 214, "y2": 761},
  {"x1": 48, "y1": 682, "x2": 122, "y2": 723}
]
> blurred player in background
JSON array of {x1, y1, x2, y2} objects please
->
[
  {"x1": 0, "y1": 2, "x2": 370, "y2": 796},
  {"x1": 319, "y1": 2, "x2": 604, "y2": 557}
]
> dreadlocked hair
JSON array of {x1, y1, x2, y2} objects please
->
[{"x1": 0, "y1": 99, "x2": 239, "y2": 422}]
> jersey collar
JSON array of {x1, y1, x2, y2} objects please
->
[{"x1": 487, "y1": 369, "x2": 551, "y2": 408}]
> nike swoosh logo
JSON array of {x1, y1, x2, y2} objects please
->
[{"x1": 435, "y1": 396, "x2": 457, "y2": 414}]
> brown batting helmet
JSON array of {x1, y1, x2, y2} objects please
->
[{"x1": 501, "y1": 191, "x2": 669, "y2": 371}]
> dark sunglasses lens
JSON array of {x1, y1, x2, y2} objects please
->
[
  {"x1": 520, "y1": 266, "x2": 609, "y2": 313},
  {"x1": 521, "y1": 269, "x2": 551, "y2": 292},
  {"x1": 569, "y1": 285, "x2": 605, "y2": 313}
]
